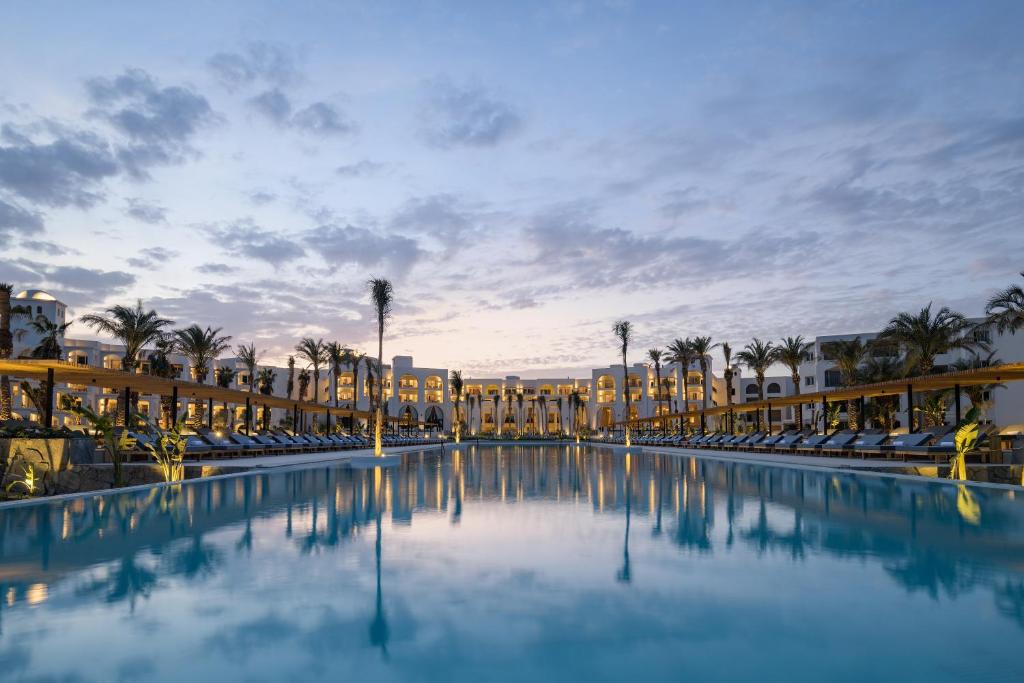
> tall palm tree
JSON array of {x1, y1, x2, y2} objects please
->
[
  {"x1": 236, "y1": 343, "x2": 260, "y2": 392},
  {"x1": 822, "y1": 337, "x2": 868, "y2": 430},
  {"x1": 214, "y1": 365, "x2": 236, "y2": 427},
  {"x1": 325, "y1": 342, "x2": 346, "y2": 407},
  {"x1": 492, "y1": 393, "x2": 502, "y2": 436},
  {"x1": 340, "y1": 347, "x2": 366, "y2": 409},
  {"x1": 368, "y1": 277, "x2": 394, "y2": 455},
  {"x1": 667, "y1": 337, "x2": 694, "y2": 420},
  {"x1": 298, "y1": 368, "x2": 311, "y2": 402},
  {"x1": 286, "y1": 356, "x2": 296, "y2": 400},
  {"x1": 773, "y1": 336, "x2": 811, "y2": 428},
  {"x1": 450, "y1": 369, "x2": 464, "y2": 443},
  {"x1": 736, "y1": 338, "x2": 774, "y2": 431},
  {"x1": 613, "y1": 320, "x2": 633, "y2": 446},
  {"x1": 556, "y1": 396, "x2": 564, "y2": 435},
  {"x1": 174, "y1": 325, "x2": 232, "y2": 427},
  {"x1": 295, "y1": 338, "x2": 328, "y2": 404},
  {"x1": 647, "y1": 348, "x2": 665, "y2": 422},
  {"x1": 81, "y1": 300, "x2": 174, "y2": 373},
  {"x1": 688, "y1": 335, "x2": 718, "y2": 412},
  {"x1": 235, "y1": 342, "x2": 260, "y2": 431},
  {"x1": 0, "y1": 283, "x2": 31, "y2": 420},
  {"x1": 257, "y1": 368, "x2": 277, "y2": 431},
  {"x1": 515, "y1": 391, "x2": 525, "y2": 437},
  {"x1": 537, "y1": 395, "x2": 547, "y2": 436},
  {"x1": 27, "y1": 315, "x2": 73, "y2": 359},
  {"x1": 773, "y1": 336, "x2": 811, "y2": 396},
  {"x1": 986, "y1": 272, "x2": 1024, "y2": 335},
  {"x1": 466, "y1": 393, "x2": 476, "y2": 436},
  {"x1": 721, "y1": 342, "x2": 734, "y2": 427},
  {"x1": 878, "y1": 303, "x2": 984, "y2": 375}
]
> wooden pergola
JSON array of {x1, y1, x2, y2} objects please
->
[
  {"x1": 615, "y1": 362, "x2": 1024, "y2": 434},
  {"x1": 0, "y1": 358, "x2": 425, "y2": 432}
]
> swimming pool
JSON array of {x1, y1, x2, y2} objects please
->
[{"x1": 1, "y1": 444, "x2": 1022, "y2": 682}]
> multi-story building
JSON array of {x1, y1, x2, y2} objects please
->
[{"x1": 6, "y1": 288, "x2": 1023, "y2": 434}]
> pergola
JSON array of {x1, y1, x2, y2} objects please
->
[
  {"x1": 615, "y1": 362, "x2": 1024, "y2": 434},
  {"x1": 0, "y1": 358, "x2": 425, "y2": 432}
]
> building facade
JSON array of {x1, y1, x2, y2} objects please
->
[{"x1": 6, "y1": 288, "x2": 1023, "y2": 434}]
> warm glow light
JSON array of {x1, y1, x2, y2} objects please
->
[{"x1": 26, "y1": 583, "x2": 48, "y2": 606}]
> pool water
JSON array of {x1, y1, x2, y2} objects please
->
[{"x1": 1, "y1": 445, "x2": 1023, "y2": 682}]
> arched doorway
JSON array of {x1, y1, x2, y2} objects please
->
[{"x1": 425, "y1": 405, "x2": 444, "y2": 431}]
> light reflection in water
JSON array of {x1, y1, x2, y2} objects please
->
[{"x1": 0, "y1": 445, "x2": 1023, "y2": 682}]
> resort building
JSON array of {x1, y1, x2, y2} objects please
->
[{"x1": 6, "y1": 287, "x2": 1024, "y2": 434}]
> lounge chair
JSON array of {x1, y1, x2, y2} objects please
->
[{"x1": 793, "y1": 433, "x2": 832, "y2": 453}]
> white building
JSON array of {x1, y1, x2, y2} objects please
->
[{"x1": 5, "y1": 287, "x2": 1023, "y2": 434}]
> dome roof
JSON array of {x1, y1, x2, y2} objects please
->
[{"x1": 14, "y1": 289, "x2": 57, "y2": 301}]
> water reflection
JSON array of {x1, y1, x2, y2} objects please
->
[{"x1": 1, "y1": 445, "x2": 1024, "y2": 681}]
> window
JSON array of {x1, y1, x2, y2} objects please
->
[
  {"x1": 824, "y1": 370, "x2": 841, "y2": 388},
  {"x1": 804, "y1": 376, "x2": 815, "y2": 386},
  {"x1": 974, "y1": 329, "x2": 991, "y2": 344},
  {"x1": 766, "y1": 382, "x2": 781, "y2": 394},
  {"x1": 745, "y1": 385, "x2": 759, "y2": 396}
]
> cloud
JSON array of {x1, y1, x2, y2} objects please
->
[
  {"x1": 248, "y1": 91, "x2": 354, "y2": 137},
  {"x1": 126, "y1": 246, "x2": 178, "y2": 269},
  {"x1": 85, "y1": 68, "x2": 217, "y2": 179},
  {"x1": 195, "y1": 262, "x2": 237, "y2": 275},
  {"x1": 124, "y1": 197, "x2": 167, "y2": 224},
  {"x1": 307, "y1": 223, "x2": 424, "y2": 275},
  {"x1": 390, "y1": 194, "x2": 482, "y2": 255},
  {"x1": 247, "y1": 190, "x2": 276, "y2": 205},
  {"x1": 523, "y1": 202, "x2": 822, "y2": 289},
  {"x1": 207, "y1": 42, "x2": 301, "y2": 91},
  {"x1": 0, "y1": 198, "x2": 44, "y2": 239},
  {"x1": 0, "y1": 128, "x2": 119, "y2": 207},
  {"x1": 335, "y1": 160, "x2": 385, "y2": 178},
  {"x1": 420, "y1": 78, "x2": 523, "y2": 148},
  {"x1": 291, "y1": 101, "x2": 354, "y2": 136},
  {"x1": 3, "y1": 258, "x2": 135, "y2": 305},
  {"x1": 248, "y1": 89, "x2": 292, "y2": 124},
  {"x1": 208, "y1": 219, "x2": 306, "y2": 267},
  {"x1": 19, "y1": 240, "x2": 79, "y2": 256}
]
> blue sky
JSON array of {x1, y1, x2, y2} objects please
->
[{"x1": 1, "y1": 1, "x2": 1022, "y2": 376}]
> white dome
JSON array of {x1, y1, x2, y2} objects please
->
[{"x1": 14, "y1": 289, "x2": 57, "y2": 301}]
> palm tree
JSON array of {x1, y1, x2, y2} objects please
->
[
  {"x1": 0, "y1": 283, "x2": 31, "y2": 420},
  {"x1": 80, "y1": 300, "x2": 174, "y2": 373},
  {"x1": 537, "y1": 395, "x2": 547, "y2": 436},
  {"x1": 951, "y1": 351, "x2": 1004, "y2": 420},
  {"x1": 236, "y1": 343, "x2": 260, "y2": 393},
  {"x1": 325, "y1": 342, "x2": 346, "y2": 407},
  {"x1": 822, "y1": 337, "x2": 867, "y2": 430},
  {"x1": 298, "y1": 368, "x2": 311, "y2": 401},
  {"x1": 286, "y1": 356, "x2": 296, "y2": 399},
  {"x1": 878, "y1": 303, "x2": 985, "y2": 375},
  {"x1": 773, "y1": 336, "x2": 811, "y2": 427},
  {"x1": 466, "y1": 394, "x2": 476, "y2": 436},
  {"x1": 986, "y1": 272, "x2": 1024, "y2": 335},
  {"x1": 688, "y1": 335, "x2": 718, "y2": 412},
  {"x1": 215, "y1": 365, "x2": 235, "y2": 388},
  {"x1": 721, "y1": 342, "x2": 734, "y2": 427},
  {"x1": 492, "y1": 393, "x2": 502, "y2": 436},
  {"x1": 613, "y1": 320, "x2": 633, "y2": 446},
  {"x1": 647, "y1": 348, "x2": 665, "y2": 424},
  {"x1": 368, "y1": 277, "x2": 394, "y2": 455},
  {"x1": 515, "y1": 391, "x2": 525, "y2": 437},
  {"x1": 667, "y1": 337, "x2": 693, "y2": 421},
  {"x1": 860, "y1": 353, "x2": 904, "y2": 429},
  {"x1": 295, "y1": 337, "x2": 327, "y2": 404},
  {"x1": 450, "y1": 369, "x2": 464, "y2": 443},
  {"x1": 173, "y1": 325, "x2": 232, "y2": 427},
  {"x1": 27, "y1": 315, "x2": 72, "y2": 359},
  {"x1": 146, "y1": 333, "x2": 179, "y2": 426},
  {"x1": 257, "y1": 367, "x2": 277, "y2": 430},
  {"x1": 341, "y1": 347, "x2": 366, "y2": 409},
  {"x1": 736, "y1": 338, "x2": 774, "y2": 431}
]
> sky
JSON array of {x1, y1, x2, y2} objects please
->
[{"x1": 1, "y1": 0, "x2": 1022, "y2": 378}]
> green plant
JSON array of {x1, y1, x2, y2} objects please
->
[
  {"x1": 613, "y1": 320, "x2": 633, "y2": 446},
  {"x1": 4, "y1": 458, "x2": 40, "y2": 497},
  {"x1": 986, "y1": 271, "x2": 1024, "y2": 335},
  {"x1": 368, "y1": 277, "x2": 394, "y2": 456},
  {"x1": 135, "y1": 415, "x2": 188, "y2": 482},
  {"x1": 948, "y1": 407, "x2": 980, "y2": 482},
  {"x1": 61, "y1": 395, "x2": 135, "y2": 487}
]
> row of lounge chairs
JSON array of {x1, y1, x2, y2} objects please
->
[
  {"x1": 609, "y1": 425, "x2": 982, "y2": 462},
  {"x1": 124, "y1": 428, "x2": 439, "y2": 460}
]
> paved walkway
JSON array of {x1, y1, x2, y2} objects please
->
[{"x1": 183, "y1": 443, "x2": 443, "y2": 469}]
